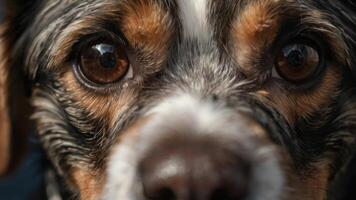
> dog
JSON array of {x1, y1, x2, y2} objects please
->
[{"x1": 1, "y1": 0, "x2": 356, "y2": 199}]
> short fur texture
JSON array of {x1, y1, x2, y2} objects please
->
[{"x1": 1, "y1": 0, "x2": 356, "y2": 199}]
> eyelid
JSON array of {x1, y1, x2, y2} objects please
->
[
  {"x1": 53, "y1": 28, "x2": 128, "y2": 68},
  {"x1": 74, "y1": 32, "x2": 128, "y2": 58}
]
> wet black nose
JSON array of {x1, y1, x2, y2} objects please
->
[{"x1": 139, "y1": 139, "x2": 251, "y2": 200}]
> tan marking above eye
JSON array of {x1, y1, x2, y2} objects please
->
[
  {"x1": 274, "y1": 43, "x2": 320, "y2": 83},
  {"x1": 120, "y1": 1, "x2": 173, "y2": 74},
  {"x1": 79, "y1": 42, "x2": 130, "y2": 84},
  {"x1": 232, "y1": 0, "x2": 282, "y2": 76}
]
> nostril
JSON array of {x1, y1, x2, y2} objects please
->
[
  {"x1": 156, "y1": 188, "x2": 176, "y2": 200},
  {"x1": 144, "y1": 186, "x2": 176, "y2": 200},
  {"x1": 211, "y1": 187, "x2": 230, "y2": 200},
  {"x1": 211, "y1": 94, "x2": 219, "y2": 102},
  {"x1": 210, "y1": 185, "x2": 248, "y2": 200}
]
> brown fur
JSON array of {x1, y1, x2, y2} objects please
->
[
  {"x1": 231, "y1": 0, "x2": 343, "y2": 123},
  {"x1": 71, "y1": 168, "x2": 105, "y2": 200},
  {"x1": 232, "y1": 0, "x2": 282, "y2": 76},
  {"x1": 50, "y1": 0, "x2": 173, "y2": 76},
  {"x1": 120, "y1": 0, "x2": 174, "y2": 75},
  {"x1": 0, "y1": 28, "x2": 11, "y2": 175},
  {"x1": 60, "y1": 71, "x2": 138, "y2": 129},
  {"x1": 256, "y1": 65, "x2": 342, "y2": 123},
  {"x1": 290, "y1": 162, "x2": 331, "y2": 200}
]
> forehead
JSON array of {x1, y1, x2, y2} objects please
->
[
  {"x1": 28, "y1": 0, "x2": 344, "y2": 40},
  {"x1": 29, "y1": 0, "x2": 344, "y2": 49},
  {"x1": 33, "y1": 0, "x2": 298, "y2": 37}
]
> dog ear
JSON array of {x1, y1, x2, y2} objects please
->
[
  {"x1": 0, "y1": 0, "x2": 36, "y2": 176},
  {"x1": 0, "y1": 35, "x2": 11, "y2": 175}
]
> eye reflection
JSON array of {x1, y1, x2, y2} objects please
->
[
  {"x1": 79, "y1": 42, "x2": 130, "y2": 84},
  {"x1": 274, "y1": 43, "x2": 320, "y2": 83}
]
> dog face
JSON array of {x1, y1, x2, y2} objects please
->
[{"x1": 1, "y1": 0, "x2": 356, "y2": 199}]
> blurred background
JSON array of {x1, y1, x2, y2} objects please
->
[{"x1": 0, "y1": 2, "x2": 47, "y2": 199}]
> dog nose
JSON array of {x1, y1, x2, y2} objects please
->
[{"x1": 139, "y1": 139, "x2": 251, "y2": 200}]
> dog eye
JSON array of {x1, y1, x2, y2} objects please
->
[
  {"x1": 274, "y1": 42, "x2": 321, "y2": 83},
  {"x1": 79, "y1": 41, "x2": 130, "y2": 84}
]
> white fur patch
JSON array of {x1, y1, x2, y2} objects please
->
[
  {"x1": 101, "y1": 94, "x2": 285, "y2": 200},
  {"x1": 178, "y1": 0, "x2": 210, "y2": 40}
]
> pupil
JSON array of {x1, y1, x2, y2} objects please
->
[
  {"x1": 287, "y1": 50, "x2": 304, "y2": 67},
  {"x1": 100, "y1": 52, "x2": 117, "y2": 69}
]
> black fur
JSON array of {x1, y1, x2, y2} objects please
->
[{"x1": 2, "y1": 0, "x2": 356, "y2": 199}]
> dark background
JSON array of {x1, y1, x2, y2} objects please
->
[
  {"x1": 0, "y1": 1, "x2": 2, "y2": 20},
  {"x1": 0, "y1": 2, "x2": 46, "y2": 200}
]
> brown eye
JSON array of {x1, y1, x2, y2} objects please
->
[
  {"x1": 79, "y1": 42, "x2": 130, "y2": 84},
  {"x1": 274, "y1": 43, "x2": 321, "y2": 83}
]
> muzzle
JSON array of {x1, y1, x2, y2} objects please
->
[{"x1": 102, "y1": 94, "x2": 287, "y2": 200}]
